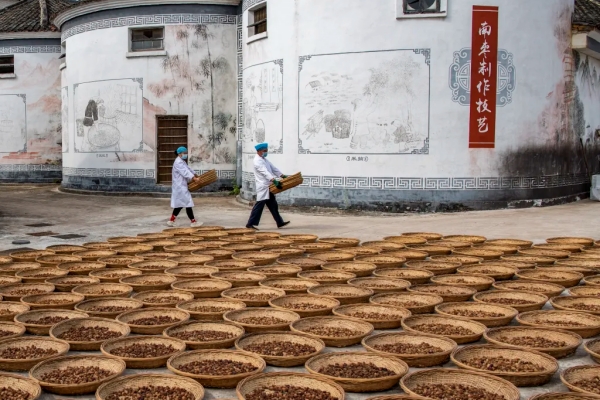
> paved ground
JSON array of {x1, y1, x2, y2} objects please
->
[{"x1": 0, "y1": 185, "x2": 599, "y2": 399}]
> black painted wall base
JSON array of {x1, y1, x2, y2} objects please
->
[{"x1": 0, "y1": 170, "x2": 62, "y2": 184}]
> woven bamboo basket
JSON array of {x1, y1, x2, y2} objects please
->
[
  {"x1": 484, "y1": 326, "x2": 582, "y2": 359},
  {"x1": 530, "y1": 394, "x2": 600, "y2": 400},
  {"x1": 15, "y1": 309, "x2": 88, "y2": 335},
  {"x1": 370, "y1": 292, "x2": 443, "y2": 314},
  {"x1": 232, "y1": 251, "x2": 278, "y2": 266},
  {"x1": 0, "y1": 262, "x2": 41, "y2": 276},
  {"x1": 29, "y1": 355, "x2": 125, "y2": 395},
  {"x1": 138, "y1": 240, "x2": 179, "y2": 251},
  {"x1": 0, "y1": 373, "x2": 41, "y2": 400},
  {"x1": 10, "y1": 250, "x2": 55, "y2": 263},
  {"x1": 408, "y1": 284, "x2": 476, "y2": 303},
  {"x1": 45, "y1": 244, "x2": 86, "y2": 254},
  {"x1": 435, "y1": 302, "x2": 518, "y2": 327},
  {"x1": 247, "y1": 232, "x2": 280, "y2": 239},
  {"x1": 308, "y1": 284, "x2": 374, "y2": 305},
  {"x1": 431, "y1": 274, "x2": 495, "y2": 292},
  {"x1": 101, "y1": 335, "x2": 185, "y2": 369},
  {"x1": 89, "y1": 268, "x2": 142, "y2": 283},
  {"x1": 269, "y1": 294, "x2": 340, "y2": 318},
  {"x1": 453, "y1": 248, "x2": 503, "y2": 260},
  {"x1": 46, "y1": 276, "x2": 100, "y2": 292},
  {"x1": 400, "y1": 231, "x2": 442, "y2": 240},
  {"x1": 519, "y1": 248, "x2": 571, "y2": 259},
  {"x1": 362, "y1": 331, "x2": 456, "y2": 368},
  {"x1": 72, "y1": 283, "x2": 133, "y2": 299},
  {"x1": 82, "y1": 242, "x2": 120, "y2": 250},
  {"x1": 221, "y1": 235, "x2": 257, "y2": 243},
  {"x1": 137, "y1": 251, "x2": 182, "y2": 259},
  {"x1": 293, "y1": 243, "x2": 337, "y2": 254},
  {"x1": 492, "y1": 259, "x2": 537, "y2": 270},
  {"x1": 353, "y1": 255, "x2": 406, "y2": 269},
  {"x1": 493, "y1": 281, "x2": 566, "y2": 297},
  {"x1": 364, "y1": 240, "x2": 407, "y2": 251},
  {"x1": 320, "y1": 262, "x2": 377, "y2": 278},
  {"x1": 163, "y1": 320, "x2": 245, "y2": 350},
  {"x1": 584, "y1": 275, "x2": 600, "y2": 287},
  {"x1": 253, "y1": 239, "x2": 294, "y2": 249},
  {"x1": 0, "y1": 337, "x2": 70, "y2": 371},
  {"x1": 401, "y1": 368, "x2": 520, "y2": 400},
  {"x1": 0, "y1": 301, "x2": 29, "y2": 321},
  {"x1": 486, "y1": 238, "x2": 534, "y2": 248},
  {"x1": 221, "y1": 244, "x2": 265, "y2": 252},
  {"x1": 49, "y1": 317, "x2": 130, "y2": 350},
  {"x1": 96, "y1": 373, "x2": 204, "y2": 400},
  {"x1": 502, "y1": 254, "x2": 557, "y2": 265},
  {"x1": 405, "y1": 260, "x2": 461, "y2": 275},
  {"x1": 222, "y1": 286, "x2": 286, "y2": 307},
  {"x1": 545, "y1": 262, "x2": 597, "y2": 275},
  {"x1": 248, "y1": 265, "x2": 302, "y2": 278},
  {"x1": 236, "y1": 372, "x2": 344, "y2": 400},
  {"x1": 384, "y1": 236, "x2": 427, "y2": 246},
  {"x1": 310, "y1": 251, "x2": 356, "y2": 262},
  {"x1": 128, "y1": 259, "x2": 178, "y2": 273},
  {"x1": 138, "y1": 232, "x2": 176, "y2": 238},
  {"x1": 277, "y1": 256, "x2": 324, "y2": 271},
  {"x1": 473, "y1": 290, "x2": 548, "y2": 312},
  {"x1": 518, "y1": 310, "x2": 600, "y2": 338},
  {"x1": 168, "y1": 254, "x2": 215, "y2": 265},
  {"x1": 176, "y1": 298, "x2": 247, "y2": 321},
  {"x1": 548, "y1": 237, "x2": 596, "y2": 246},
  {"x1": 166, "y1": 266, "x2": 220, "y2": 280},
  {"x1": 0, "y1": 274, "x2": 20, "y2": 285},
  {"x1": 97, "y1": 255, "x2": 144, "y2": 268},
  {"x1": 348, "y1": 277, "x2": 411, "y2": 294},
  {"x1": 194, "y1": 225, "x2": 225, "y2": 231},
  {"x1": 280, "y1": 234, "x2": 319, "y2": 243},
  {"x1": 561, "y1": 365, "x2": 600, "y2": 396},
  {"x1": 116, "y1": 308, "x2": 190, "y2": 335},
  {"x1": 259, "y1": 277, "x2": 320, "y2": 294},
  {"x1": 584, "y1": 338, "x2": 600, "y2": 363},
  {"x1": 132, "y1": 290, "x2": 195, "y2": 308},
  {"x1": 432, "y1": 240, "x2": 475, "y2": 249},
  {"x1": 516, "y1": 269, "x2": 583, "y2": 287},
  {"x1": 75, "y1": 297, "x2": 144, "y2": 318},
  {"x1": 402, "y1": 314, "x2": 487, "y2": 344},
  {"x1": 265, "y1": 247, "x2": 305, "y2": 257},
  {"x1": 0, "y1": 321, "x2": 25, "y2": 340},
  {"x1": 0, "y1": 282, "x2": 54, "y2": 301},
  {"x1": 383, "y1": 249, "x2": 428, "y2": 261},
  {"x1": 476, "y1": 244, "x2": 520, "y2": 255},
  {"x1": 224, "y1": 307, "x2": 300, "y2": 333},
  {"x1": 210, "y1": 271, "x2": 267, "y2": 288},
  {"x1": 57, "y1": 261, "x2": 107, "y2": 275},
  {"x1": 535, "y1": 243, "x2": 584, "y2": 253},
  {"x1": 0, "y1": 255, "x2": 12, "y2": 264},
  {"x1": 318, "y1": 238, "x2": 360, "y2": 248},
  {"x1": 186, "y1": 170, "x2": 219, "y2": 192},
  {"x1": 457, "y1": 264, "x2": 517, "y2": 280},
  {"x1": 569, "y1": 286, "x2": 600, "y2": 296},
  {"x1": 373, "y1": 268, "x2": 433, "y2": 285},
  {"x1": 164, "y1": 227, "x2": 199, "y2": 236},
  {"x1": 557, "y1": 259, "x2": 600, "y2": 271},
  {"x1": 35, "y1": 254, "x2": 82, "y2": 268},
  {"x1": 305, "y1": 351, "x2": 409, "y2": 393},
  {"x1": 21, "y1": 292, "x2": 85, "y2": 310},
  {"x1": 551, "y1": 295, "x2": 600, "y2": 315},
  {"x1": 171, "y1": 278, "x2": 232, "y2": 298},
  {"x1": 269, "y1": 172, "x2": 303, "y2": 194},
  {"x1": 340, "y1": 246, "x2": 383, "y2": 256},
  {"x1": 235, "y1": 331, "x2": 325, "y2": 367},
  {"x1": 451, "y1": 344, "x2": 558, "y2": 387},
  {"x1": 431, "y1": 255, "x2": 484, "y2": 265},
  {"x1": 72, "y1": 250, "x2": 117, "y2": 261},
  {"x1": 206, "y1": 259, "x2": 256, "y2": 271},
  {"x1": 225, "y1": 228, "x2": 259, "y2": 236},
  {"x1": 441, "y1": 234, "x2": 486, "y2": 243},
  {"x1": 163, "y1": 244, "x2": 205, "y2": 255},
  {"x1": 17, "y1": 267, "x2": 62, "y2": 283},
  {"x1": 167, "y1": 349, "x2": 265, "y2": 388},
  {"x1": 192, "y1": 231, "x2": 229, "y2": 240},
  {"x1": 108, "y1": 236, "x2": 147, "y2": 244},
  {"x1": 290, "y1": 316, "x2": 374, "y2": 347},
  {"x1": 298, "y1": 271, "x2": 357, "y2": 284},
  {"x1": 581, "y1": 249, "x2": 600, "y2": 257},
  {"x1": 120, "y1": 274, "x2": 177, "y2": 291},
  {"x1": 333, "y1": 303, "x2": 410, "y2": 329}
]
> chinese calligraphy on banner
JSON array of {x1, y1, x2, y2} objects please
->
[{"x1": 469, "y1": 5, "x2": 499, "y2": 149}]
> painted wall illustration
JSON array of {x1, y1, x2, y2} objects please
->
[
  {"x1": 0, "y1": 94, "x2": 26, "y2": 153},
  {"x1": 242, "y1": 60, "x2": 283, "y2": 154},
  {"x1": 298, "y1": 50, "x2": 430, "y2": 155},
  {"x1": 61, "y1": 86, "x2": 68, "y2": 153},
  {"x1": 574, "y1": 53, "x2": 600, "y2": 145}
]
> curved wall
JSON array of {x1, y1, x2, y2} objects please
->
[{"x1": 240, "y1": 0, "x2": 598, "y2": 210}]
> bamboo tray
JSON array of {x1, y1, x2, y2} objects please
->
[
  {"x1": 120, "y1": 274, "x2": 177, "y2": 291},
  {"x1": 89, "y1": 268, "x2": 142, "y2": 283},
  {"x1": 491, "y1": 259, "x2": 537, "y2": 270},
  {"x1": 333, "y1": 303, "x2": 410, "y2": 329},
  {"x1": 35, "y1": 254, "x2": 82, "y2": 268},
  {"x1": 167, "y1": 349, "x2": 265, "y2": 388},
  {"x1": 515, "y1": 269, "x2": 583, "y2": 287},
  {"x1": 17, "y1": 268, "x2": 67, "y2": 283},
  {"x1": 259, "y1": 278, "x2": 320, "y2": 294},
  {"x1": 163, "y1": 320, "x2": 245, "y2": 350},
  {"x1": 0, "y1": 262, "x2": 41, "y2": 276},
  {"x1": 49, "y1": 317, "x2": 130, "y2": 350},
  {"x1": 530, "y1": 393, "x2": 600, "y2": 400},
  {"x1": 293, "y1": 243, "x2": 336, "y2": 254},
  {"x1": 269, "y1": 172, "x2": 303, "y2": 194},
  {"x1": 172, "y1": 278, "x2": 232, "y2": 298},
  {"x1": 0, "y1": 373, "x2": 41, "y2": 400},
  {"x1": 236, "y1": 372, "x2": 344, "y2": 400},
  {"x1": 72, "y1": 283, "x2": 133, "y2": 299},
  {"x1": 584, "y1": 338, "x2": 600, "y2": 363},
  {"x1": 435, "y1": 302, "x2": 518, "y2": 327},
  {"x1": 430, "y1": 254, "x2": 484, "y2": 265},
  {"x1": 21, "y1": 292, "x2": 85, "y2": 310},
  {"x1": 232, "y1": 251, "x2": 279, "y2": 266},
  {"x1": 340, "y1": 246, "x2": 383, "y2": 256},
  {"x1": 163, "y1": 244, "x2": 205, "y2": 255},
  {"x1": 277, "y1": 256, "x2": 325, "y2": 271},
  {"x1": 370, "y1": 292, "x2": 443, "y2": 314},
  {"x1": 0, "y1": 302, "x2": 29, "y2": 321},
  {"x1": 57, "y1": 261, "x2": 106, "y2": 275},
  {"x1": 561, "y1": 365, "x2": 600, "y2": 396},
  {"x1": 408, "y1": 284, "x2": 476, "y2": 303},
  {"x1": 383, "y1": 249, "x2": 428, "y2": 260},
  {"x1": 128, "y1": 259, "x2": 178, "y2": 273},
  {"x1": 176, "y1": 298, "x2": 247, "y2": 321},
  {"x1": 75, "y1": 297, "x2": 144, "y2": 318},
  {"x1": 403, "y1": 232, "x2": 444, "y2": 240},
  {"x1": 405, "y1": 260, "x2": 461, "y2": 275},
  {"x1": 116, "y1": 308, "x2": 190, "y2": 335},
  {"x1": 142, "y1": 240, "x2": 179, "y2": 251},
  {"x1": 473, "y1": 290, "x2": 548, "y2": 312},
  {"x1": 517, "y1": 310, "x2": 600, "y2": 338},
  {"x1": 550, "y1": 296, "x2": 600, "y2": 315},
  {"x1": 321, "y1": 261, "x2": 377, "y2": 277},
  {"x1": 137, "y1": 232, "x2": 176, "y2": 239},
  {"x1": 235, "y1": 331, "x2": 325, "y2": 367},
  {"x1": 432, "y1": 240, "x2": 475, "y2": 249},
  {"x1": 10, "y1": 250, "x2": 55, "y2": 263},
  {"x1": 305, "y1": 351, "x2": 408, "y2": 393},
  {"x1": 72, "y1": 250, "x2": 117, "y2": 261},
  {"x1": 97, "y1": 255, "x2": 144, "y2": 268},
  {"x1": 0, "y1": 283, "x2": 55, "y2": 301},
  {"x1": 223, "y1": 307, "x2": 300, "y2": 333},
  {"x1": 82, "y1": 242, "x2": 120, "y2": 250},
  {"x1": 96, "y1": 374, "x2": 204, "y2": 400},
  {"x1": 165, "y1": 266, "x2": 219, "y2": 280},
  {"x1": 248, "y1": 265, "x2": 303, "y2": 278},
  {"x1": 441, "y1": 234, "x2": 487, "y2": 243},
  {"x1": 101, "y1": 335, "x2": 185, "y2": 369},
  {"x1": 308, "y1": 284, "x2": 374, "y2": 305},
  {"x1": 221, "y1": 236, "x2": 256, "y2": 243},
  {"x1": 352, "y1": 255, "x2": 405, "y2": 269},
  {"x1": 46, "y1": 245, "x2": 87, "y2": 254},
  {"x1": 280, "y1": 234, "x2": 319, "y2": 243},
  {"x1": 519, "y1": 248, "x2": 571, "y2": 259},
  {"x1": 206, "y1": 259, "x2": 256, "y2": 271},
  {"x1": 451, "y1": 344, "x2": 558, "y2": 387},
  {"x1": 248, "y1": 232, "x2": 280, "y2": 239},
  {"x1": 164, "y1": 227, "x2": 199, "y2": 236},
  {"x1": 402, "y1": 314, "x2": 487, "y2": 344},
  {"x1": 484, "y1": 326, "x2": 583, "y2": 359},
  {"x1": 265, "y1": 247, "x2": 305, "y2": 257},
  {"x1": 210, "y1": 271, "x2": 267, "y2": 287},
  {"x1": 168, "y1": 254, "x2": 215, "y2": 266},
  {"x1": 430, "y1": 274, "x2": 494, "y2": 292},
  {"x1": 569, "y1": 286, "x2": 600, "y2": 296},
  {"x1": 476, "y1": 244, "x2": 520, "y2": 255},
  {"x1": 132, "y1": 290, "x2": 195, "y2": 308},
  {"x1": 502, "y1": 254, "x2": 557, "y2": 265},
  {"x1": 0, "y1": 337, "x2": 70, "y2": 371},
  {"x1": 108, "y1": 236, "x2": 147, "y2": 244},
  {"x1": 384, "y1": 236, "x2": 427, "y2": 245},
  {"x1": 373, "y1": 268, "x2": 433, "y2": 285},
  {"x1": 29, "y1": 354, "x2": 125, "y2": 395},
  {"x1": 188, "y1": 170, "x2": 218, "y2": 191},
  {"x1": 253, "y1": 239, "x2": 293, "y2": 249},
  {"x1": 15, "y1": 309, "x2": 88, "y2": 335},
  {"x1": 408, "y1": 245, "x2": 454, "y2": 256},
  {"x1": 0, "y1": 321, "x2": 25, "y2": 342},
  {"x1": 362, "y1": 331, "x2": 457, "y2": 367},
  {"x1": 535, "y1": 243, "x2": 584, "y2": 252},
  {"x1": 348, "y1": 277, "x2": 411, "y2": 294},
  {"x1": 583, "y1": 275, "x2": 600, "y2": 287},
  {"x1": 454, "y1": 248, "x2": 503, "y2": 260},
  {"x1": 318, "y1": 238, "x2": 361, "y2": 248},
  {"x1": 290, "y1": 316, "x2": 374, "y2": 347},
  {"x1": 138, "y1": 251, "x2": 181, "y2": 259},
  {"x1": 221, "y1": 287, "x2": 286, "y2": 307},
  {"x1": 457, "y1": 264, "x2": 517, "y2": 280},
  {"x1": 221, "y1": 244, "x2": 264, "y2": 252},
  {"x1": 486, "y1": 238, "x2": 534, "y2": 248},
  {"x1": 492, "y1": 280, "x2": 565, "y2": 297},
  {"x1": 46, "y1": 276, "x2": 100, "y2": 292},
  {"x1": 548, "y1": 237, "x2": 595, "y2": 246},
  {"x1": 400, "y1": 368, "x2": 520, "y2": 400},
  {"x1": 309, "y1": 251, "x2": 356, "y2": 262},
  {"x1": 0, "y1": 275, "x2": 22, "y2": 286},
  {"x1": 363, "y1": 241, "x2": 407, "y2": 251},
  {"x1": 269, "y1": 294, "x2": 340, "y2": 318}
]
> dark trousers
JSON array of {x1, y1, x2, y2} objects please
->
[
  {"x1": 247, "y1": 193, "x2": 284, "y2": 227},
  {"x1": 173, "y1": 207, "x2": 195, "y2": 220}
]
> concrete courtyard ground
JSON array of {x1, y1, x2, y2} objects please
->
[{"x1": 0, "y1": 184, "x2": 599, "y2": 399}]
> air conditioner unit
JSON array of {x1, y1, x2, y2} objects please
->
[{"x1": 404, "y1": 0, "x2": 440, "y2": 14}]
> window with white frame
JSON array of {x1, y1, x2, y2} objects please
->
[
  {"x1": 130, "y1": 27, "x2": 164, "y2": 52},
  {"x1": 0, "y1": 55, "x2": 14, "y2": 74},
  {"x1": 248, "y1": 3, "x2": 267, "y2": 39},
  {"x1": 397, "y1": 0, "x2": 447, "y2": 18}
]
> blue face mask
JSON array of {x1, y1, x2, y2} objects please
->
[
  {"x1": 182, "y1": 154, "x2": 188, "y2": 160},
  {"x1": 262, "y1": 152, "x2": 268, "y2": 158}
]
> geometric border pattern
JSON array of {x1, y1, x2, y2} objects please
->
[
  {"x1": 0, "y1": 46, "x2": 61, "y2": 54},
  {"x1": 62, "y1": 167, "x2": 237, "y2": 180},
  {"x1": 0, "y1": 164, "x2": 62, "y2": 172},
  {"x1": 62, "y1": 14, "x2": 238, "y2": 40}
]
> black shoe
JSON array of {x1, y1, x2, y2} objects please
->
[
  {"x1": 278, "y1": 221, "x2": 290, "y2": 228},
  {"x1": 246, "y1": 225, "x2": 259, "y2": 230}
]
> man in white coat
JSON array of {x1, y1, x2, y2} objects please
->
[
  {"x1": 246, "y1": 143, "x2": 290, "y2": 230},
  {"x1": 168, "y1": 147, "x2": 202, "y2": 227}
]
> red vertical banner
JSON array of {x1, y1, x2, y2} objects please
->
[{"x1": 469, "y1": 5, "x2": 499, "y2": 148}]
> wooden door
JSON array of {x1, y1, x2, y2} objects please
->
[{"x1": 156, "y1": 115, "x2": 188, "y2": 184}]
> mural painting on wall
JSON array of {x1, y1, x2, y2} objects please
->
[
  {"x1": 61, "y1": 87, "x2": 68, "y2": 153},
  {"x1": 148, "y1": 24, "x2": 237, "y2": 165},
  {"x1": 73, "y1": 78, "x2": 143, "y2": 154},
  {"x1": 242, "y1": 60, "x2": 283, "y2": 154},
  {"x1": 298, "y1": 49, "x2": 430, "y2": 155},
  {"x1": 0, "y1": 94, "x2": 26, "y2": 153},
  {"x1": 575, "y1": 53, "x2": 600, "y2": 145}
]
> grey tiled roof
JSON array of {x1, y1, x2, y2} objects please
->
[
  {"x1": 574, "y1": 0, "x2": 600, "y2": 27},
  {"x1": 0, "y1": 0, "x2": 72, "y2": 33}
]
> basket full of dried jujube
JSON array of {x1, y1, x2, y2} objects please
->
[
  {"x1": 95, "y1": 373, "x2": 205, "y2": 400},
  {"x1": 290, "y1": 316, "x2": 374, "y2": 347},
  {"x1": 101, "y1": 335, "x2": 186, "y2": 368},
  {"x1": 0, "y1": 283, "x2": 54, "y2": 302},
  {"x1": 74, "y1": 297, "x2": 144, "y2": 318},
  {"x1": 120, "y1": 274, "x2": 178, "y2": 292},
  {"x1": 14, "y1": 309, "x2": 88, "y2": 335},
  {"x1": 0, "y1": 337, "x2": 69, "y2": 371},
  {"x1": 298, "y1": 271, "x2": 357, "y2": 284},
  {"x1": 176, "y1": 298, "x2": 247, "y2": 320},
  {"x1": 248, "y1": 265, "x2": 303, "y2": 278},
  {"x1": 516, "y1": 269, "x2": 583, "y2": 288},
  {"x1": 259, "y1": 278, "x2": 320, "y2": 294},
  {"x1": 236, "y1": 372, "x2": 345, "y2": 400},
  {"x1": 473, "y1": 290, "x2": 549, "y2": 312},
  {"x1": 221, "y1": 287, "x2": 286, "y2": 307},
  {"x1": 434, "y1": 302, "x2": 518, "y2": 327},
  {"x1": 372, "y1": 268, "x2": 433, "y2": 285},
  {"x1": 45, "y1": 276, "x2": 99, "y2": 292},
  {"x1": 210, "y1": 271, "x2": 268, "y2": 288},
  {"x1": 457, "y1": 263, "x2": 517, "y2": 280},
  {"x1": 165, "y1": 266, "x2": 219, "y2": 280},
  {"x1": 320, "y1": 261, "x2": 378, "y2": 277},
  {"x1": 0, "y1": 302, "x2": 29, "y2": 322},
  {"x1": 276, "y1": 257, "x2": 325, "y2": 271},
  {"x1": 307, "y1": 284, "x2": 374, "y2": 305},
  {"x1": 492, "y1": 280, "x2": 565, "y2": 297},
  {"x1": 89, "y1": 268, "x2": 142, "y2": 283},
  {"x1": 332, "y1": 304, "x2": 410, "y2": 329},
  {"x1": 0, "y1": 321, "x2": 25, "y2": 341},
  {"x1": 16, "y1": 267, "x2": 68, "y2": 283},
  {"x1": 269, "y1": 294, "x2": 341, "y2": 318},
  {"x1": 20, "y1": 292, "x2": 85, "y2": 310},
  {"x1": 402, "y1": 314, "x2": 487, "y2": 344},
  {"x1": 49, "y1": 317, "x2": 130, "y2": 350},
  {"x1": 116, "y1": 308, "x2": 190, "y2": 335},
  {"x1": 517, "y1": 310, "x2": 600, "y2": 338},
  {"x1": 484, "y1": 326, "x2": 583, "y2": 359},
  {"x1": 347, "y1": 277, "x2": 411, "y2": 294},
  {"x1": 561, "y1": 365, "x2": 600, "y2": 396},
  {"x1": 171, "y1": 278, "x2": 232, "y2": 298},
  {"x1": 72, "y1": 283, "x2": 133, "y2": 300},
  {"x1": 132, "y1": 290, "x2": 194, "y2": 308},
  {"x1": 0, "y1": 373, "x2": 41, "y2": 400},
  {"x1": 224, "y1": 308, "x2": 300, "y2": 333},
  {"x1": 235, "y1": 331, "x2": 326, "y2": 367},
  {"x1": 431, "y1": 273, "x2": 495, "y2": 292},
  {"x1": 163, "y1": 320, "x2": 245, "y2": 350},
  {"x1": 550, "y1": 296, "x2": 600, "y2": 316},
  {"x1": 408, "y1": 284, "x2": 477, "y2": 303},
  {"x1": 370, "y1": 292, "x2": 443, "y2": 314}
]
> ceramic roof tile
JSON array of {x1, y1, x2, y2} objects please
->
[{"x1": 574, "y1": 0, "x2": 600, "y2": 28}]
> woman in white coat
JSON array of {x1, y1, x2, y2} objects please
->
[{"x1": 167, "y1": 147, "x2": 202, "y2": 227}]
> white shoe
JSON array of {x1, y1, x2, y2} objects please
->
[
  {"x1": 190, "y1": 221, "x2": 203, "y2": 228},
  {"x1": 167, "y1": 220, "x2": 175, "y2": 227}
]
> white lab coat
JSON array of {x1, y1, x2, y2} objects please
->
[
  {"x1": 171, "y1": 157, "x2": 196, "y2": 208},
  {"x1": 254, "y1": 154, "x2": 282, "y2": 202}
]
